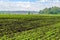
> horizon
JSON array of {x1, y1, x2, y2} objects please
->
[{"x1": 0, "y1": 0, "x2": 60, "y2": 11}]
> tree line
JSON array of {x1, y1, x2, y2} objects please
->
[{"x1": 39, "y1": 6, "x2": 60, "y2": 14}]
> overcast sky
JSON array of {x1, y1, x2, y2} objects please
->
[{"x1": 0, "y1": 0, "x2": 60, "y2": 11}]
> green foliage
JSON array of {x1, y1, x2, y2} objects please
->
[
  {"x1": 39, "y1": 6, "x2": 60, "y2": 14},
  {"x1": 0, "y1": 14, "x2": 60, "y2": 40}
]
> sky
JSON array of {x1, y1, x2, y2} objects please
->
[{"x1": 0, "y1": 0, "x2": 60, "y2": 11}]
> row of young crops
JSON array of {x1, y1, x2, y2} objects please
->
[
  {"x1": 0, "y1": 14, "x2": 60, "y2": 40},
  {"x1": 13, "y1": 23, "x2": 60, "y2": 40}
]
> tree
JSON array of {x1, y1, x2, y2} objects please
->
[
  {"x1": 39, "y1": 6, "x2": 60, "y2": 14},
  {"x1": 28, "y1": 11, "x2": 30, "y2": 14}
]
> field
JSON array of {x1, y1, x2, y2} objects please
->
[{"x1": 0, "y1": 14, "x2": 60, "y2": 40}]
